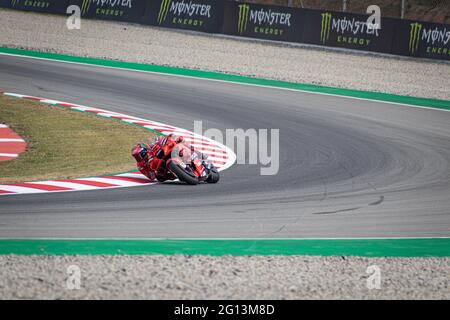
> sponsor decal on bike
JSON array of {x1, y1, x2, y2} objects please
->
[
  {"x1": 237, "y1": 3, "x2": 292, "y2": 37},
  {"x1": 157, "y1": 0, "x2": 212, "y2": 28},
  {"x1": 409, "y1": 22, "x2": 450, "y2": 56},
  {"x1": 320, "y1": 12, "x2": 379, "y2": 47}
]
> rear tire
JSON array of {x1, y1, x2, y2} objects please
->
[
  {"x1": 206, "y1": 167, "x2": 220, "y2": 184},
  {"x1": 168, "y1": 161, "x2": 198, "y2": 185}
]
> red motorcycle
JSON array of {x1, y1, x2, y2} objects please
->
[{"x1": 154, "y1": 134, "x2": 220, "y2": 185}]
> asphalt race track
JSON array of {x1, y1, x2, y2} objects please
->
[{"x1": 0, "y1": 55, "x2": 449, "y2": 239}]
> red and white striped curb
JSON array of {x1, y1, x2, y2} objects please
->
[
  {"x1": 0, "y1": 124, "x2": 27, "y2": 161},
  {"x1": 0, "y1": 92, "x2": 236, "y2": 195}
]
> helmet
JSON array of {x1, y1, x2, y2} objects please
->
[{"x1": 132, "y1": 143, "x2": 149, "y2": 162}]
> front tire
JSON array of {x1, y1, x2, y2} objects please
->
[
  {"x1": 168, "y1": 161, "x2": 198, "y2": 185},
  {"x1": 206, "y1": 167, "x2": 220, "y2": 183}
]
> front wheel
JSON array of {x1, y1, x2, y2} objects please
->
[
  {"x1": 206, "y1": 167, "x2": 220, "y2": 183},
  {"x1": 168, "y1": 160, "x2": 198, "y2": 185}
]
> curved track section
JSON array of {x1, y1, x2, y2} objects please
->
[
  {"x1": 0, "y1": 92, "x2": 235, "y2": 195},
  {"x1": 0, "y1": 55, "x2": 449, "y2": 238}
]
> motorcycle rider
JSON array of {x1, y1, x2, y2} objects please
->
[{"x1": 132, "y1": 134, "x2": 212, "y2": 182}]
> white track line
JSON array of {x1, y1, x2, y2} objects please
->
[{"x1": 1, "y1": 236, "x2": 446, "y2": 240}]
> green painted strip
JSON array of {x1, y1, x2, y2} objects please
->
[
  {"x1": 0, "y1": 239, "x2": 449, "y2": 257},
  {"x1": 1, "y1": 47, "x2": 449, "y2": 111}
]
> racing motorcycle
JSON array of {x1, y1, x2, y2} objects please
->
[{"x1": 155, "y1": 135, "x2": 220, "y2": 185}]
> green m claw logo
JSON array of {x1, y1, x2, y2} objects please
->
[
  {"x1": 237, "y1": 4, "x2": 249, "y2": 35},
  {"x1": 81, "y1": 0, "x2": 91, "y2": 15},
  {"x1": 320, "y1": 12, "x2": 332, "y2": 44},
  {"x1": 409, "y1": 22, "x2": 422, "y2": 54},
  {"x1": 158, "y1": 0, "x2": 171, "y2": 25},
  {"x1": 11, "y1": 0, "x2": 19, "y2": 7}
]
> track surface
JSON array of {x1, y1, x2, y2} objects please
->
[{"x1": 0, "y1": 55, "x2": 449, "y2": 238}]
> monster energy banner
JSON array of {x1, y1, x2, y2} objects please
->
[
  {"x1": 145, "y1": 0, "x2": 224, "y2": 33},
  {"x1": 0, "y1": 0, "x2": 69, "y2": 13},
  {"x1": 68, "y1": 0, "x2": 147, "y2": 22},
  {"x1": 302, "y1": 9, "x2": 395, "y2": 53},
  {"x1": 222, "y1": 1, "x2": 303, "y2": 42},
  {"x1": 392, "y1": 19, "x2": 450, "y2": 61},
  {"x1": 2, "y1": 0, "x2": 450, "y2": 62}
]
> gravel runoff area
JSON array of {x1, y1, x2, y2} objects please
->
[
  {"x1": 1, "y1": 9, "x2": 450, "y2": 300},
  {"x1": 0, "y1": 255, "x2": 449, "y2": 299},
  {"x1": 1, "y1": 9, "x2": 450, "y2": 101}
]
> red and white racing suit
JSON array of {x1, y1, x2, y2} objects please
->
[{"x1": 135, "y1": 135, "x2": 208, "y2": 182}]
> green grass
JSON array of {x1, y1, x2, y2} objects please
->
[{"x1": 0, "y1": 95, "x2": 155, "y2": 183}]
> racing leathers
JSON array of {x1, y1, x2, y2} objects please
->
[{"x1": 133, "y1": 134, "x2": 211, "y2": 182}]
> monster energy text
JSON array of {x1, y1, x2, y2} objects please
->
[
  {"x1": 238, "y1": 4, "x2": 291, "y2": 36},
  {"x1": 409, "y1": 22, "x2": 450, "y2": 56},
  {"x1": 12, "y1": 0, "x2": 50, "y2": 9},
  {"x1": 321, "y1": 12, "x2": 379, "y2": 46},
  {"x1": 158, "y1": 0, "x2": 211, "y2": 27},
  {"x1": 81, "y1": 0, "x2": 132, "y2": 16}
]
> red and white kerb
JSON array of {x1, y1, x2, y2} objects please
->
[
  {"x1": 0, "y1": 92, "x2": 236, "y2": 195},
  {"x1": 0, "y1": 123, "x2": 27, "y2": 162}
]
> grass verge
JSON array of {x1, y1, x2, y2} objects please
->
[{"x1": 0, "y1": 95, "x2": 154, "y2": 183}]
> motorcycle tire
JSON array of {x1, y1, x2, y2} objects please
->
[
  {"x1": 168, "y1": 161, "x2": 198, "y2": 185},
  {"x1": 206, "y1": 167, "x2": 220, "y2": 184}
]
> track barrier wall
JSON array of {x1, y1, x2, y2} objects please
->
[{"x1": 0, "y1": 0, "x2": 449, "y2": 61}]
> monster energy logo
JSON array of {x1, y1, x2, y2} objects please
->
[
  {"x1": 237, "y1": 4, "x2": 249, "y2": 34},
  {"x1": 80, "y1": 0, "x2": 131, "y2": 15},
  {"x1": 409, "y1": 22, "x2": 422, "y2": 54},
  {"x1": 158, "y1": 0, "x2": 171, "y2": 24},
  {"x1": 320, "y1": 12, "x2": 332, "y2": 43},
  {"x1": 11, "y1": 0, "x2": 19, "y2": 6},
  {"x1": 81, "y1": 0, "x2": 91, "y2": 15}
]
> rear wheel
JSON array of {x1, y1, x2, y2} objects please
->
[
  {"x1": 168, "y1": 161, "x2": 198, "y2": 185},
  {"x1": 206, "y1": 167, "x2": 220, "y2": 183}
]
